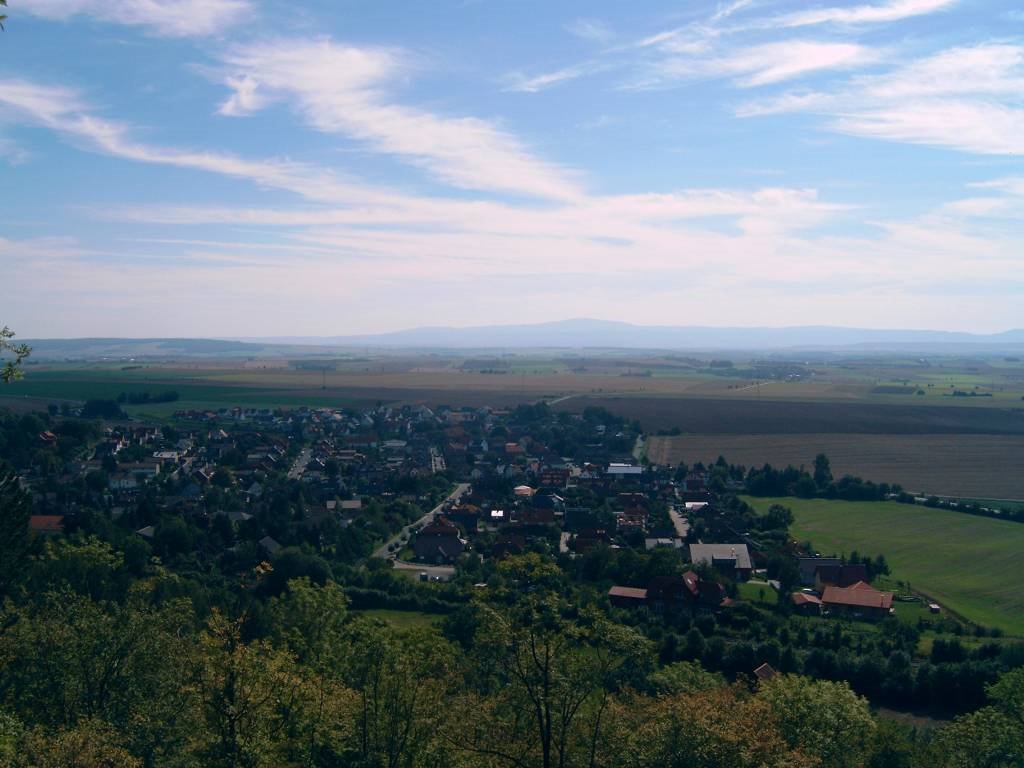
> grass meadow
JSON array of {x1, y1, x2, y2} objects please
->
[{"x1": 742, "y1": 496, "x2": 1024, "y2": 636}]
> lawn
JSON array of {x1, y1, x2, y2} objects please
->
[
  {"x1": 737, "y1": 581, "x2": 775, "y2": 605},
  {"x1": 742, "y1": 496, "x2": 1024, "y2": 636},
  {"x1": 350, "y1": 609, "x2": 442, "y2": 632}
]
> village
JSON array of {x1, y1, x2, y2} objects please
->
[{"x1": 15, "y1": 397, "x2": 904, "y2": 635}]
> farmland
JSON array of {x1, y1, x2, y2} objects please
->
[
  {"x1": 5, "y1": 355, "x2": 1024, "y2": 500},
  {"x1": 743, "y1": 496, "x2": 1024, "y2": 636},
  {"x1": 647, "y1": 433, "x2": 1024, "y2": 499}
]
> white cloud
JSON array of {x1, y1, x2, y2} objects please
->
[
  {"x1": 738, "y1": 44, "x2": 1024, "y2": 155},
  {"x1": 711, "y1": 0, "x2": 757, "y2": 23},
  {"x1": 506, "y1": 63, "x2": 601, "y2": 93},
  {"x1": 0, "y1": 79, "x2": 386, "y2": 205},
  {"x1": 217, "y1": 38, "x2": 583, "y2": 201},
  {"x1": 18, "y1": 0, "x2": 250, "y2": 37},
  {"x1": 639, "y1": 41, "x2": 878, "y2": 88},
  {"x1": 565, "y1": 18, "x2": 613, "y2": 44},
  {"x1": 772, "y1": 0, "x2": 957, "y2": 29}
]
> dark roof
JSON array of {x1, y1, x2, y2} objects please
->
[
  {"x1": 816, "y1": 564, "x2": 869, "y2": 588},
  {"x1": 754, "y1": 663, "x2": 778, "y2": 681}
]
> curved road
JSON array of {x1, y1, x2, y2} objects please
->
[{"x1": 372, "y1": 483, "x2": 470, "y2": 579}]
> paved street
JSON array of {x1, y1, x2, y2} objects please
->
[
  {"x1": 287, "y1": 447, "x2": 312, "y2": 480},
  {"x1": 668, "y1": 506, "x2": 691, "y2": 539},
  {"x1": 372, "y1": 482, "x2": 469, "y2": 560}
]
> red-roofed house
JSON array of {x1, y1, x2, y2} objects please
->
[
  {"x1": 29, "y1": 515, "x2": 64, "y2": 535},
  {"x1": 822, "y1": 583, "x2": 893, "y2": 620}
]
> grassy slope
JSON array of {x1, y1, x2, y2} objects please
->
[{"x1": 742, "y1": 496, "x2": 1024, "y2": 636}]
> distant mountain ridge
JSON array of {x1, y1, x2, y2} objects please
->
[
  {"x1": 236, "y1": 319, "x2": 1024, "y2": 351},
  {"x1": 22, "y1": 320, "x2": 1024, "y2": 357}
]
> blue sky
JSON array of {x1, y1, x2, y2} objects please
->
[{"x1": 1, "y1": 0, "x2": 1023, "y2": 337}]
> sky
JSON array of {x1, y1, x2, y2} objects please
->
[{"x1": 1, "y1": 0, "x2": 1023, "y2": 338}]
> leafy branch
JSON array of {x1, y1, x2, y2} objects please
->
[{"x1": 1, "y1": 327, "x2": 31, "y2": 384}]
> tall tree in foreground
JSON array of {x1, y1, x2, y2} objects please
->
[{"x1": 461, "y1": 592, "x2": 650, "y2": 768}]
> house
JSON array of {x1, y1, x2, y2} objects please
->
[
  {"x1": 413, "y1": 518, "x2": 466, "y2": 564},
  {"x1": 110, "y1": 473, "x2": 140, "y2": 491},
  {"x1": 515, "y1": 508, "x2": 556, "y2": 527},
  {"x1": 609, "y1": 571, "x2": 727, "y2": 612},
  {"x1": 821, "y1": 582, "x2": 893, "y2": 620},
  {"x1": 647, "y1": 575, "x2": 691, "y2": 611},
  {"x1": 645, "y1": 537, "x2": 683, "y2": 551},
  {"x1": 796, "y1": 556, "x2": 842, "y2": 586},
  {"x1": 28, "y1": 515, "x2": 64, "y2": 535},
  {"x1": 446, "y1": 504, "x2": 481, "y2": 533},
  {"x1": 791, "y1": 591, "x2": 823, "y2": 615},
  {"x1": 689, "y1": 543, "x2": 753, "y2": 580},
  {"x1": 491, "y1": 534, "x2": 525, "y2": 559},
  {"x1": 608, "y1": 585, "x2": 648, "y2": 608},
  {"x1": 564, "y1": 507, "x2": 597, "y2": 531},
  {"x1": 538, "y1": 468, "x2": 570, "y2": 488},
  {"x1": 606, "y1": 463, "x2": 643, "y2": 479},
  {"x1": 259, "y1": 536, "x2": 282, "y2": 556},
  {"x1": 753, "y1": 663, "x2": 778, "y2": 682},
  {"x1": 814, "y1": 564, "x2": 869, "y2": 591},
  {"x1": 681, "y1": 570, "x2": 729, "y2": 608},
  {"x1": 572, "y1": 528, "x2": 613, "y2": 553}
]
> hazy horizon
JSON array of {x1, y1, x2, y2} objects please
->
[
  {"x1": 17, "y1": 316, "x2": 1024, "y2": 343},
  {"x1": 3, "y1": 0, "x2": 1024, "y2": 336}
]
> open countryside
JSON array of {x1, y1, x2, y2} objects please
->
[
  {"x1": 651, "y1": 434, "x2": 1024, "y2": 499},
  {"x1": 744, "y1": 496, "x2": 1024, "y2": 636}
]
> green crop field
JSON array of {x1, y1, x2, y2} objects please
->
[{"x1": 742, "y1": 496, "x2": 1024, "y2": 636}]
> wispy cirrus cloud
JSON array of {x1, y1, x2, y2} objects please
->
[
  {"x1": 738, "y1": 44, "x2": 1024, "y2": 155},
  {"x1": 18, "y1": 0, "x2": 251, "y2": 37},
  {"x1": 511, "y1": 0, "x2": 955, "y2": 95},
  {"x1": 217, "y1": 38, "x2": 584, "y2": 201},
  {"x1": 770, "y1": 0, "x2": 958, "y2": 29},
  {"x1": 0, "y1": 79, "x2": 384, "y2": 205},
  {"x1": 635, "y1": 40, "x2": 879, "y2": 89},
  {"x1": 505, "y1": 62, "x2": 605, "y2": 93},
  {"x1": 565, "y1": 18, "x2": 614, "y2": 43}
]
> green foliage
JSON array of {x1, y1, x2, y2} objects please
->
[
  {"x1": 648, "y1": 660, "x2": 724, "y2": 695},
  {"x1": 757, "y1": 674, "x2": 876, "y2": 768},
  {"x1": 0, "y1": 465, "x2": 31, "y2": 596},
  {"x1": 0, "y1": 328, "x2": 30, "y2": 384}
]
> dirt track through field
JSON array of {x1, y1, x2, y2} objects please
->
[{"x1": 647, "y1": 433, "x2": 1024, "y2": 499}]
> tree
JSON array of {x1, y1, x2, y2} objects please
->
[
  {"x1": 0, "y1": 327, "x2": 30, "y2": 384},
  {"x1": 192, "y1": 611, "x2": 339, "y2": 768},
  {"x1": 605, "y1": 685, "x2": 817, "y2": 768},
  {"x1": 20, "y1": 719, "x2": 142, "y2": 768},
  {"x1": 344, "y1": 619, "x2": 452, "y2": 768},
  {"x1": 648, "y1": 661, "x2": 724, "y2": 696},
  {"x1": 813, "y1": 453, "x2": 833, "y2": 490},
  {"x1": 934, "y1": 707, "x2": 1023, "y2": 768},
  {"x1": 0, "y1": 589, "x2": 196, "y2": 764},
  {"x1": 757, "y1": 674, "x2": 875, "y2": 768},
  {"x1": 0, "y1": 1, "x2": 7, "y2": 31},
  {"x1": 0, "y1": 464, "x2": 31, "y2": 596},
  {"x1": 461, "y1": 596, "x2": 650, "y2": 768}
]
